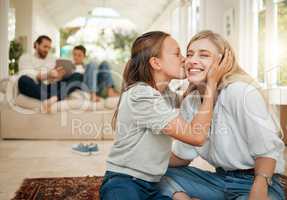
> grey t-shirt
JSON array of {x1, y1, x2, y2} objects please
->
[{"x1": 107, "y1": 82, "x2": 179, "y2": 182}]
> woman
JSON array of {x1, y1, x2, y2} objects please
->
[
  {"x1": 159, "y1": 30, "x2": 285, "y2": 200},
  {"x1": 99, "y1": 31, "x2": 232, "y2": 200}
]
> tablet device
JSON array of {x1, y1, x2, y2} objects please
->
[{"x1": 55, "y1": 59, "x2": 75, "y2": 76}]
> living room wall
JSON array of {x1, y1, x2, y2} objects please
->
[{"x1": 10, "y1": 0, "x2": 60, "y2": 55}]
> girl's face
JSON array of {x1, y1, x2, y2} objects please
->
[
  {"x1": 158, "y1": 37, "x2": 186, "y2": 80},
  {"x1": 185, "y1": 38, "x2": 220, "y2": 85}
]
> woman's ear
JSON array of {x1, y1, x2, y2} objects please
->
[{"x1": 149, "y1": 57, "x2": 161, "y2": 71}]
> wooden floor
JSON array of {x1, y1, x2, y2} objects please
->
[{"x1": 0, "y1": 140, "x2": 286, "y2": 199}]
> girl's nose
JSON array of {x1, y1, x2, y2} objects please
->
[{"x1": 181, "y1": 56, "x2": 186, "y2": 63}]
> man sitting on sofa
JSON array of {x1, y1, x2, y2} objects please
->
[
  {"x1": 17, "y1": 35, "x2": 83, "y2": 112},
  {"x1": 72, "y1": 45, "x2": 119, "y2": 102}
]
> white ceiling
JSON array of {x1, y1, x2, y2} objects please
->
[{"x1": 39, "y1": 0, "x2": 174, "y2": 31}]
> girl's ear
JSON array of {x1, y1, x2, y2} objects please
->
[{"x1": 149, "y1": 57, "x2": 161, "y2": 71}]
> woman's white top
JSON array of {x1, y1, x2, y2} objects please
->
[{"x1": 173, "y1": 81, "x2": 285, "y2": 174}]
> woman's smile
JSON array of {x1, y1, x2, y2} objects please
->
[{"x1": 185, "y1": 62, "x2": 205, "y2": 78}]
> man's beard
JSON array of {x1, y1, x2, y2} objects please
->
[{"x1": 37, "y1": 50, "x2": 48, "y2": 59}]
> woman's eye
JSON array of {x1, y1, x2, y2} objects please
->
[
  {"x1": 200, "y1": 54, "x2": 209, "y2": 58},
  {"x1": 186, "y1": 54, "x2": 193, "y2": 57}
]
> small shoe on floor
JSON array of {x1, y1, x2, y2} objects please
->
[
  {"x1": 72, "y1": 143, "x2": 99, "y2": 156},
  {"x1": 87, "y1": 143, "x2": 99, "y2": 155},
  {"x1": 72, "y1": 143, "x2": 91, "y2": 156}
]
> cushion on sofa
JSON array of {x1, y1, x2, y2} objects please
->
[
  {"x1": 15, "y1": 94, "x2": 41, "y2": 111},
  {"x1": 0, "y1": 78, "x2": 9, "y2": 93},
  {"x1": 50, "y1": 99, "x2": 105, "y2": 113},
  {"x1": 3, "y1": 76, "x2": 118, "y2": 113},
  {"x1": 5, "y1": 75, "x2": 20, "y2": 105},
  {"x1": 69, "y1": 90, "x2": 91, "y2": 100},
  {"x1": 104, "y1": 96, "x2": 119, "y2": 109}
]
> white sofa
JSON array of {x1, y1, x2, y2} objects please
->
[{"x1": 0, "y1": 68, "x2": 122, "y2": 140}]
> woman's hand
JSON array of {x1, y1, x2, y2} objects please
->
[
  {"x1": 207, "y1": 49, "x2": 233, "y2": 86},
  {"x1": 248, "y1": 177, "x2": 270, "y2": 200}
]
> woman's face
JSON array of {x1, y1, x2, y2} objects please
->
[
  {"x1": 185, "y1": 38, "x2": 220, "y2": 85},
  {"x1": 158, "y1": 36, "x2": 186, "y2": 80}
]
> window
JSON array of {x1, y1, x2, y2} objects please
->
[
  {"x1": 171, "y1": 6, "x2": 180, "y2": 41},
  {"x1": 258, "y1": 0, "x2": 266, "y2": 83},
  {"x1": 256, "y1": 0, "x2": 287, "y2": 86},
  {"x1": 277, "y1": 0, "x2": 287, "y2": 85},
  {"x1": 187, "y1": 0, "x2": 200, "y2": 38},
  {"x1": 8, "y1": 8, "x2": 15, "y2": 41}
]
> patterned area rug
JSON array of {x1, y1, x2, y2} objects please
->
[
  {"x1": 12, "y1": 176, "x2": 103, "y2": 200},
  {"x1": 11, "y1": 175, "x2": 287, "y2": 199}
]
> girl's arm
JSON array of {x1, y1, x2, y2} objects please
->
[
  {"x1": 163, "y1": 50, "x2": 233, "y2": 146},
  {"x1": 163, "y1": 82, "x2": 217, "y2": 146}
]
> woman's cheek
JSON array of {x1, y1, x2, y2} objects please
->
[{"x1": 203, "y1": 60, "x2": 213, "y2": 72}]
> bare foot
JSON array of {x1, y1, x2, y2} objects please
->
[
  {"x1": 90, "y1": 93, "x2": 101, "y2": 102},
  {"x1": 107, "y1": 88, "x2": 119, "y2": 97},
  {"x1": 42, "y1": 96, "x2": 58, "y2": 113},
  {"x1": 173, "y1": 192, "x2": 196, "y2": 200}
]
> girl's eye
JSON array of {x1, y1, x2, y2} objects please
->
[{"x1": 186, "y1": 53, "x2": 193, "y2": 57}]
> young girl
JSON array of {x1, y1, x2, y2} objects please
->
[
  {"x1": 99, "y1": 31, "x2": 232, "y2": 200},
  {"x1": 159, "y1": 30, "x2": 285, "y2": 200}
]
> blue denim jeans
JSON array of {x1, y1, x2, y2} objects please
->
[
  {"x1": 18, "y1": 73, "x2": 83, "y2": 101},
  {"x1": 159, "y1": 166, "x2": 285, "y2": 200},
  {"x1": 83, "y1": 61, "x2": 114, "y2": 95},
  {"x1": 100, "y1": 171, "x2": 172, "y2": 200}
]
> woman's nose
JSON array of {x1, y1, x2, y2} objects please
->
[{"x1": 190, "y1": 57, "x2": 200, "y2": 65}]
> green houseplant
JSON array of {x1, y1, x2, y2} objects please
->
[{"x1": 9, "y1": 40, "x2": 23, "y2": 75}]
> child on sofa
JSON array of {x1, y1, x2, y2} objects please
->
[{"x1": 71, "y1": 45, "x2": 119, "y2": 102}]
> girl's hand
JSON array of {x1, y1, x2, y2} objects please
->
[{"x1": 207, "y1": 49, "x2": 233, "y2": 86}]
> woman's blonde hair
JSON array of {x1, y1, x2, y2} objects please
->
[
  {"x1": 184, "y1": 30, "x2": 253, "y2": 93},
  {"x1": 185, "y1": 30, "x2": 283, "y2": 138}
]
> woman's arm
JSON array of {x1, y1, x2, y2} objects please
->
[
  {"x1": 169, "y1": 153, "x2": 192, "y2": 167},
  {"x1": 248, "y1": 157, "x2": 276, "y2": 200}
]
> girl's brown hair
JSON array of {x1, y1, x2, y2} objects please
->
[{"x1": 111, "y1": 31, "x2": 170, "y2": 129}]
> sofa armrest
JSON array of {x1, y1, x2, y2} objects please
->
[{"x1": 6, "y1": 75, "x2": 20, "y2": 105}]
